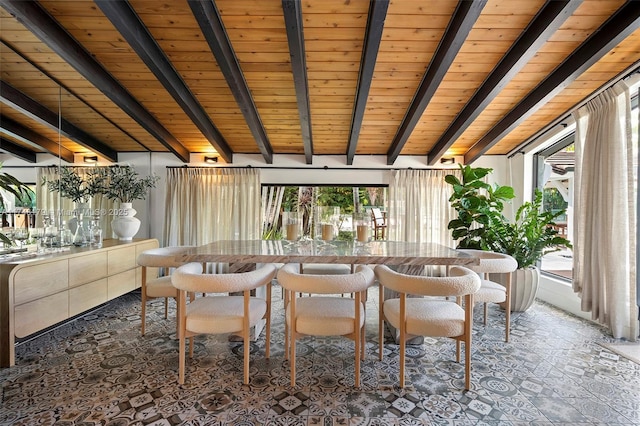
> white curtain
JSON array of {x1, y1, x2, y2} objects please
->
[
  {"x1": 163, "y1": 167, "x2": 261, "y2": 246},
  {"x1": 388, "y1": 168, "x2": 460, "y2": 276},
  {"x1": 36, "y1": 166, "x2": 115, "y2": 237},
  {"x1": 573, "y1": 81, "x2": 638, "y2": 340},
  {"x1": 388, "y1": 168, "x2": 460, "y2": 246}
]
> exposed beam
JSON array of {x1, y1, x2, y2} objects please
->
[
  {"x1": 0, "y1": 81, "x2": 118, "y2": 161},
  {"x1": 96, "y1": 0, "x2": 234, "y2": 163},
  {"x1": 346, "y1": 0, "x2": 389, "y2": 165},
  {"x1": 189, "y1": 0, "x2": 272, "y2": 164},
  {"x1": 283, "y1": 0, "x2": 313, "y2": 164},
  {"x1": 0, "y1": 137, "x2": 36, "y2": 163},
  {"x1": 0, "y1": 115, "x2": 75, "y2": 163},
  {"x1": 427, "y1": 0, "x2": 581, "y2": 165},
  {"x1": 1, "y1": 0, "x2": 191, "y2": 163},
  {"x1": 386, "y1": 0, "x2": 487, "y2": 165},
  {"x1": 464, "y1": 1, "x2": 640, "y2": 164}
]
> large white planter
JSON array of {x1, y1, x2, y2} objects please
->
[
  {"x1": 494, "y1": 266, "x2": 540, "y2": 312},
  {"x1": 111, "y1": 202, "x2": 141, "y2": 241}
]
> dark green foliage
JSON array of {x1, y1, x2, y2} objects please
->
[
  {"x1": 484, "y1": 189, "x2": 572, "y2": 268},
  {"x1": 445, "y1": 164, "x2": 515, "y2": 249},
  {"x1": 445, "y1": 165, "x2": 572, "y2": 268}
]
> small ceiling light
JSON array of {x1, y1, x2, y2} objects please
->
[
  {"x1": 84, "y1": 155, "x2": 98, "y2": 163},
  {"x1": 440, "y1": 157, "x2": 455, "y2": 165},
  {"x1": 204, "y1": 156, "x2": 218, "y2": 164}
]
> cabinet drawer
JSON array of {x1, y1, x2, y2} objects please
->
[
  {"x1": 107, "y1": 269, "x2": 136, "y2": 299},
  {"x1": 69, "y1": 279, "x2": 107, "y2": 317},
  {"x1": 69, "y1": 252, "x2": 108, "y2": 287},
  {"x1": 108, "y1": 246, "x2": 137, "y2": 275},
  {"x1": 15, "y1": 291, "x2": 68, "y2": 338},
  {"x1": 136, "y1": 240, "x2": 159, "y2": 257},
  {"x1": 13, "y1": 260, "x2": 68, "y2": 305}
]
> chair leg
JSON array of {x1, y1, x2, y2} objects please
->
[
  {"x1": 379, "y1": 284, "x2": 384, "y2": 361},
  {"x1": 399, "y1": 294, "x2": 406, "y2": 388},
  {"x1": 290, "y1": 332, "x2": 297, "y2": 387},
  {"x1": 243, "y1": 317, "x2": 250, "y2": 385},
  {"x1": 164, "y1": 297, "x2": 169, "y2": 319},
  {"x1": 483, "y1": 303, "x2": 488, "y2": 325},
  {"x1": 265, "y1": 284, "x2": 272, "y2": 359},
  {"x1": 504, "y1": 274, "x2": 512, "y2": 343},
  {"x1": 465, "y1": 336, "x2": 471, "y2": 391},
  {"x1": 456, "y1": 340, "x2": 461, "y2": 363},
  {"x1": 178, "y1": 333, "x2": 185, "y2": 385},
  {"x1": 177, "y1": 290, "x2": 186, "y2": 385},
  {"x1": 284, "y1": 290, "x2": 289, "y2": 361},
  {"x1": 141, "y1": 267, "x2": 147, "y2": 336}
]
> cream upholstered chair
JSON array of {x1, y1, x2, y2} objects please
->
[
  {"x1": 276, "y1": 263, "x2": 375, "y2": 387},
  {"x1": 136, "y1": 246, "x2": 194, "y2": 335},
  {"x1": 171, "y1": 262, "x2": 277, "y2": 385},
  {"x1": 457, "y1": 249, "x2": 518, "y2": 342},
  {"x1": 375, "y1": 265, "x2": 481, "y2": 390}
]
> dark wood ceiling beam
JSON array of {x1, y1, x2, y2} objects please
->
[
  {"x1": 0, "y1": 138, "x2": 36, "y2": 163},
  {"x1": 427, "y1": 0, "x2": 581, "y2": 165},
  {"x1": 464, "y1": 1, "x2": 640, "y2": 164},
  {"x1": 0, "y1": 115, "x2": 75, "y2": 163},
  {"x1": 283, "y1": 0, "x2": 313, "y2": 164},
  {"x1": 346, "y1": 0, "x2": 389, "y2": 166},
  {"x1": 96, "y1": 0, "x2": 234, "y2": 163},
  {"x1": 1, "y1": 0, "x2": 191, "y2": 163},
  {"x1": 386, "y1": 0, "x2": 487, "y2": 165},
  {"x1": 0, "y1": 81, "x2": 117, "y2": 161},
  {"x1": 189, "y1": 0, "x2": 272, "y2": 164}
]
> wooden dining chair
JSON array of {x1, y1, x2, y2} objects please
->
[
  {"x1": 136, "y1": 246, "x2": 194, "y2": 336},
  {"x1": 375, "y1": 264, "x2": 481, "y2": 390},
  {"x1": 171, "y1": 262, "x2": 277, "y2": 385},
  {"x1": 277, "y1": 263, "x2": 375, "y2": 387},
  {"x1": 456, "y1": 249, "x2": 518, "y2": 342},
  {"x1": 370, "y1": 208, "x2": 387, "y2": 240}
]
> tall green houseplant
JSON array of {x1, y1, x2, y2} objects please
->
[
  {"x1": 445, "y1": 165, "x2": 515, "y2": 249},
  {"x1": 445, "y1": 165, "x2": 572, "y2": 311}
]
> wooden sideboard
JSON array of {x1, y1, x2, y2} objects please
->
[{"x1": 0, "y1": 238, "x2": 159, "y2": 367}]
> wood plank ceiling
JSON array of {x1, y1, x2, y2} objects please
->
[{"x1": 1, "y1": 0, "x2": 639, "y2": 166}]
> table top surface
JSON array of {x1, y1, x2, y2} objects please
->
[{"x1": 179, "y1": 239, "x2": 478, "y2": 266}]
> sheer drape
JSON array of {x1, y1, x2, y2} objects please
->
[
  {"x1": 388, "y1": 169, "x2": 460, "y2": 276},
  {"x1": 388, "y1": 169, "x2": 460, "y2": 246},
  {"x1": 36, "y1": 166, "x2": 115, "y2": 236},
  {"x1": 163, "y1": 168, "x2": 261, "y2": 246},
  {"x1": 573, "y1": 81, "x2": 638, "y2": 340}
]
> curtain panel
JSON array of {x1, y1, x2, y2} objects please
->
[
  {"x1": 573, "y1": 81, "x2": 638, "y2": 340},
  {"x1": 388, "y1": 168, "x2": 460, "y2": 246},
  {"x1": 163, "y1": 167, "x2": 261, "y2": 247}
]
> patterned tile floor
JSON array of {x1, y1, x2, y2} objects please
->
[{"x1": 1, "y1": 284, "x2": 639, "y2": 425}]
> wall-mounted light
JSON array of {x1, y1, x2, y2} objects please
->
[
  {"x1": 440, "y1": 157, "x2": 455, "y2": 165},
  {"x1": 204, "y1": 156, "x2": 218, "y2": 164},
  {"x1": 84, "y1": 155, "x2": 98, "y2": 163}
]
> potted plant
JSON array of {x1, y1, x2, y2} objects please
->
[
  {"x1": 92, "y1": 165, "x2": 159, "y2": 241},
  {"x1": 42, "y1": 166, "x2": 102, "y2": 204},
  {"x1": 445, "y1": 165, "x2": 515, "y2": 249},
  {"x1": 92, "y1": 165, "x2": 159, "y2": 204},
  {"x1": 445, "y1": 165, "x2": 572, "y2": 311},
  {"x1": 0, "y1": 165, "x2": 34, "y2": 245}
]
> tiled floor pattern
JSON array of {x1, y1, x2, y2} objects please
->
[{"x1": 1, "y1": 284, "x2": 639, "y2": 425}]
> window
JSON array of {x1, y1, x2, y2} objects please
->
[
  {"x1": 261, "y1": 185, "x2": 387, "y2": 240},
  {"x1": 534, "y1": 138, "x2": 574, "y2": 280}
]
